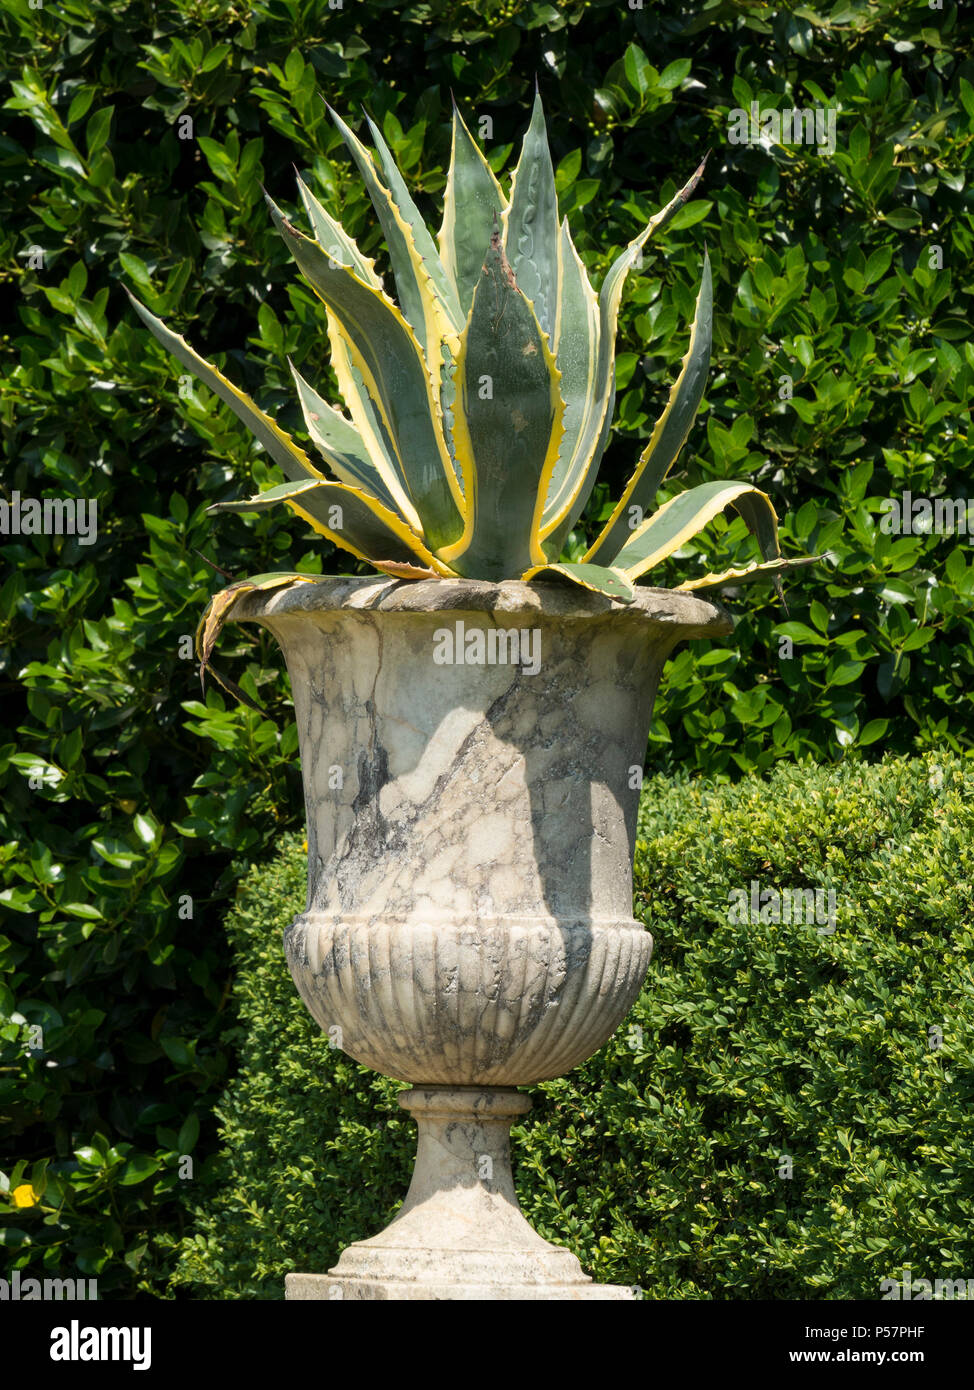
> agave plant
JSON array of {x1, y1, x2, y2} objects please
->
[{"x1": 128, "y1": 95, "x2": 806, "y2": 690}]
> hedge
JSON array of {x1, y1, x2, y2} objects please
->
[
  {"x1": 2, "y1": 0, "x2": 972, "y2": 1296},
  {"x1": 162, "y1": 752, "x2": 974, "y2": 1300}
]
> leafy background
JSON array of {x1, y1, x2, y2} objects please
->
[{"x1": 1, "y1": 0, "x2": 971, "y2": 1295}]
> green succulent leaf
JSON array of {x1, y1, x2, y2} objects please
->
[
  {"x1": 675, "y1": 555, "x2": 820, "y2": 593},
  {"x1": 288, "y1": 359, "x2": 412, "y2": 520},
  {"x1": 360, "y1": 108, "x2": 464, "y2": 331},
  {"x1": 126, "y1": 291, "x2": 322, "y2": 484},
  {"x1": 327, "y1": 106, "x2": 461, "y2": 375},
  {"x1": 587, "y1": 250, "x2": 712, "y2": 565},
  {"x1": 502, "y1": 91, "x2": 561, "y2": 343},
  {"x1": 440, "y1": 237, "x2": 565, "y2": 581},
  {"x1": 294, "y1": 172, "x2": 383, "y2": 289},
  {"x1": 542, "y1": 217, "x2": 601, "y2": 541},
  {"x1": 438, "y1": 99, "x2": 509, "y2": 314},
  {"x1": 606, "y1": 480, "x2": 780, "y2": 580},
  {"x1": 541, "y1": 153, "x2": 710, "y2": 560},
  {"x1": 321, "y1": 308, "x2": 424, "y2": 533},
  {"x1": 266, "y1": 195, "x2": 464, "y2": 550},
  {"x1": 208, "y1": 478, "x2": 448, "y2": 571},
  {"x1": 521, "y1": 561, "x2": 636, "y2": 603}
]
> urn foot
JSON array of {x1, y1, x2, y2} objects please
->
[{"x1": 285, "y1": 1086, "x2": 637, "y2": 1301}]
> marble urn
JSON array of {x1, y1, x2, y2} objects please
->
[{"x1": 232, "y1": 574, "x2": 731, "y2": 1299}]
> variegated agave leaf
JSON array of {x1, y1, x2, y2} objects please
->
[
  {"x1": 194, "y1": 573, "x2": 333, "y2": 709},
  {"x1": 129, "y1": 96, "x2": 814, "y2": 698}
]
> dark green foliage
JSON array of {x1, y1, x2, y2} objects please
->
[
  {"x1": 2, "y1": 0, "x2": 972, "y2": 1294},
  {"x1": 167, "y1": 754, "x2": 973, "y2": 1300},
  {"x1": 161, "y1": 838, "x2": 414, "y2": 1299}
]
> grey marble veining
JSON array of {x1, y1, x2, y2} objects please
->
[
  {"x1": 233, "y1": 577, "x2": 731, "y2": 1299},
  {"x1": 234, "y1": 578, "x2": 730, "y2": 1086}
]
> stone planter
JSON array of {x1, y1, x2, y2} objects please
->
[{"x1": 233, "y1": 575, "x2": 730, "y2": 1299}]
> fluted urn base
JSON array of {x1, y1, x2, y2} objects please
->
[
  {"x1": 286, "y1": 912, "x2": 654, "y2": 1085},
  {"x1": 285, "y1": 1087, "x2": 637, "y2": 1301}
]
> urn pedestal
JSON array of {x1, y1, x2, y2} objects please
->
[{"x1": 234, "y1": 576, "x2": 730, "y2": 1300}]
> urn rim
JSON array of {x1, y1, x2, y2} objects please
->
[{"x1": 231, "y1": 574, "x2": 733, "y2": 638}]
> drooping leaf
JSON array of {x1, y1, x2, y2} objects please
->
[
  {"x1": 521, "y1": 561, "x2": 636, "y2": 603},
  {"x1": 606, "y1": 480, "x2": 780, "y2": 580},
  {"x1": 194, "y1": 572, "x2": 333, "y2": 704},
  {"x1": 674, "y1": 555, "x2": 820, "y2": 592}
]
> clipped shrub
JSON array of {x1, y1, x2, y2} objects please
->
[{"x1": 166, "y1": 752, "x2": 974, "y2": 1299}]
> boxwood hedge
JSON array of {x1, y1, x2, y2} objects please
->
[{"x1": 163, "y1": 752, "x2": 974, "y2": 1299}]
